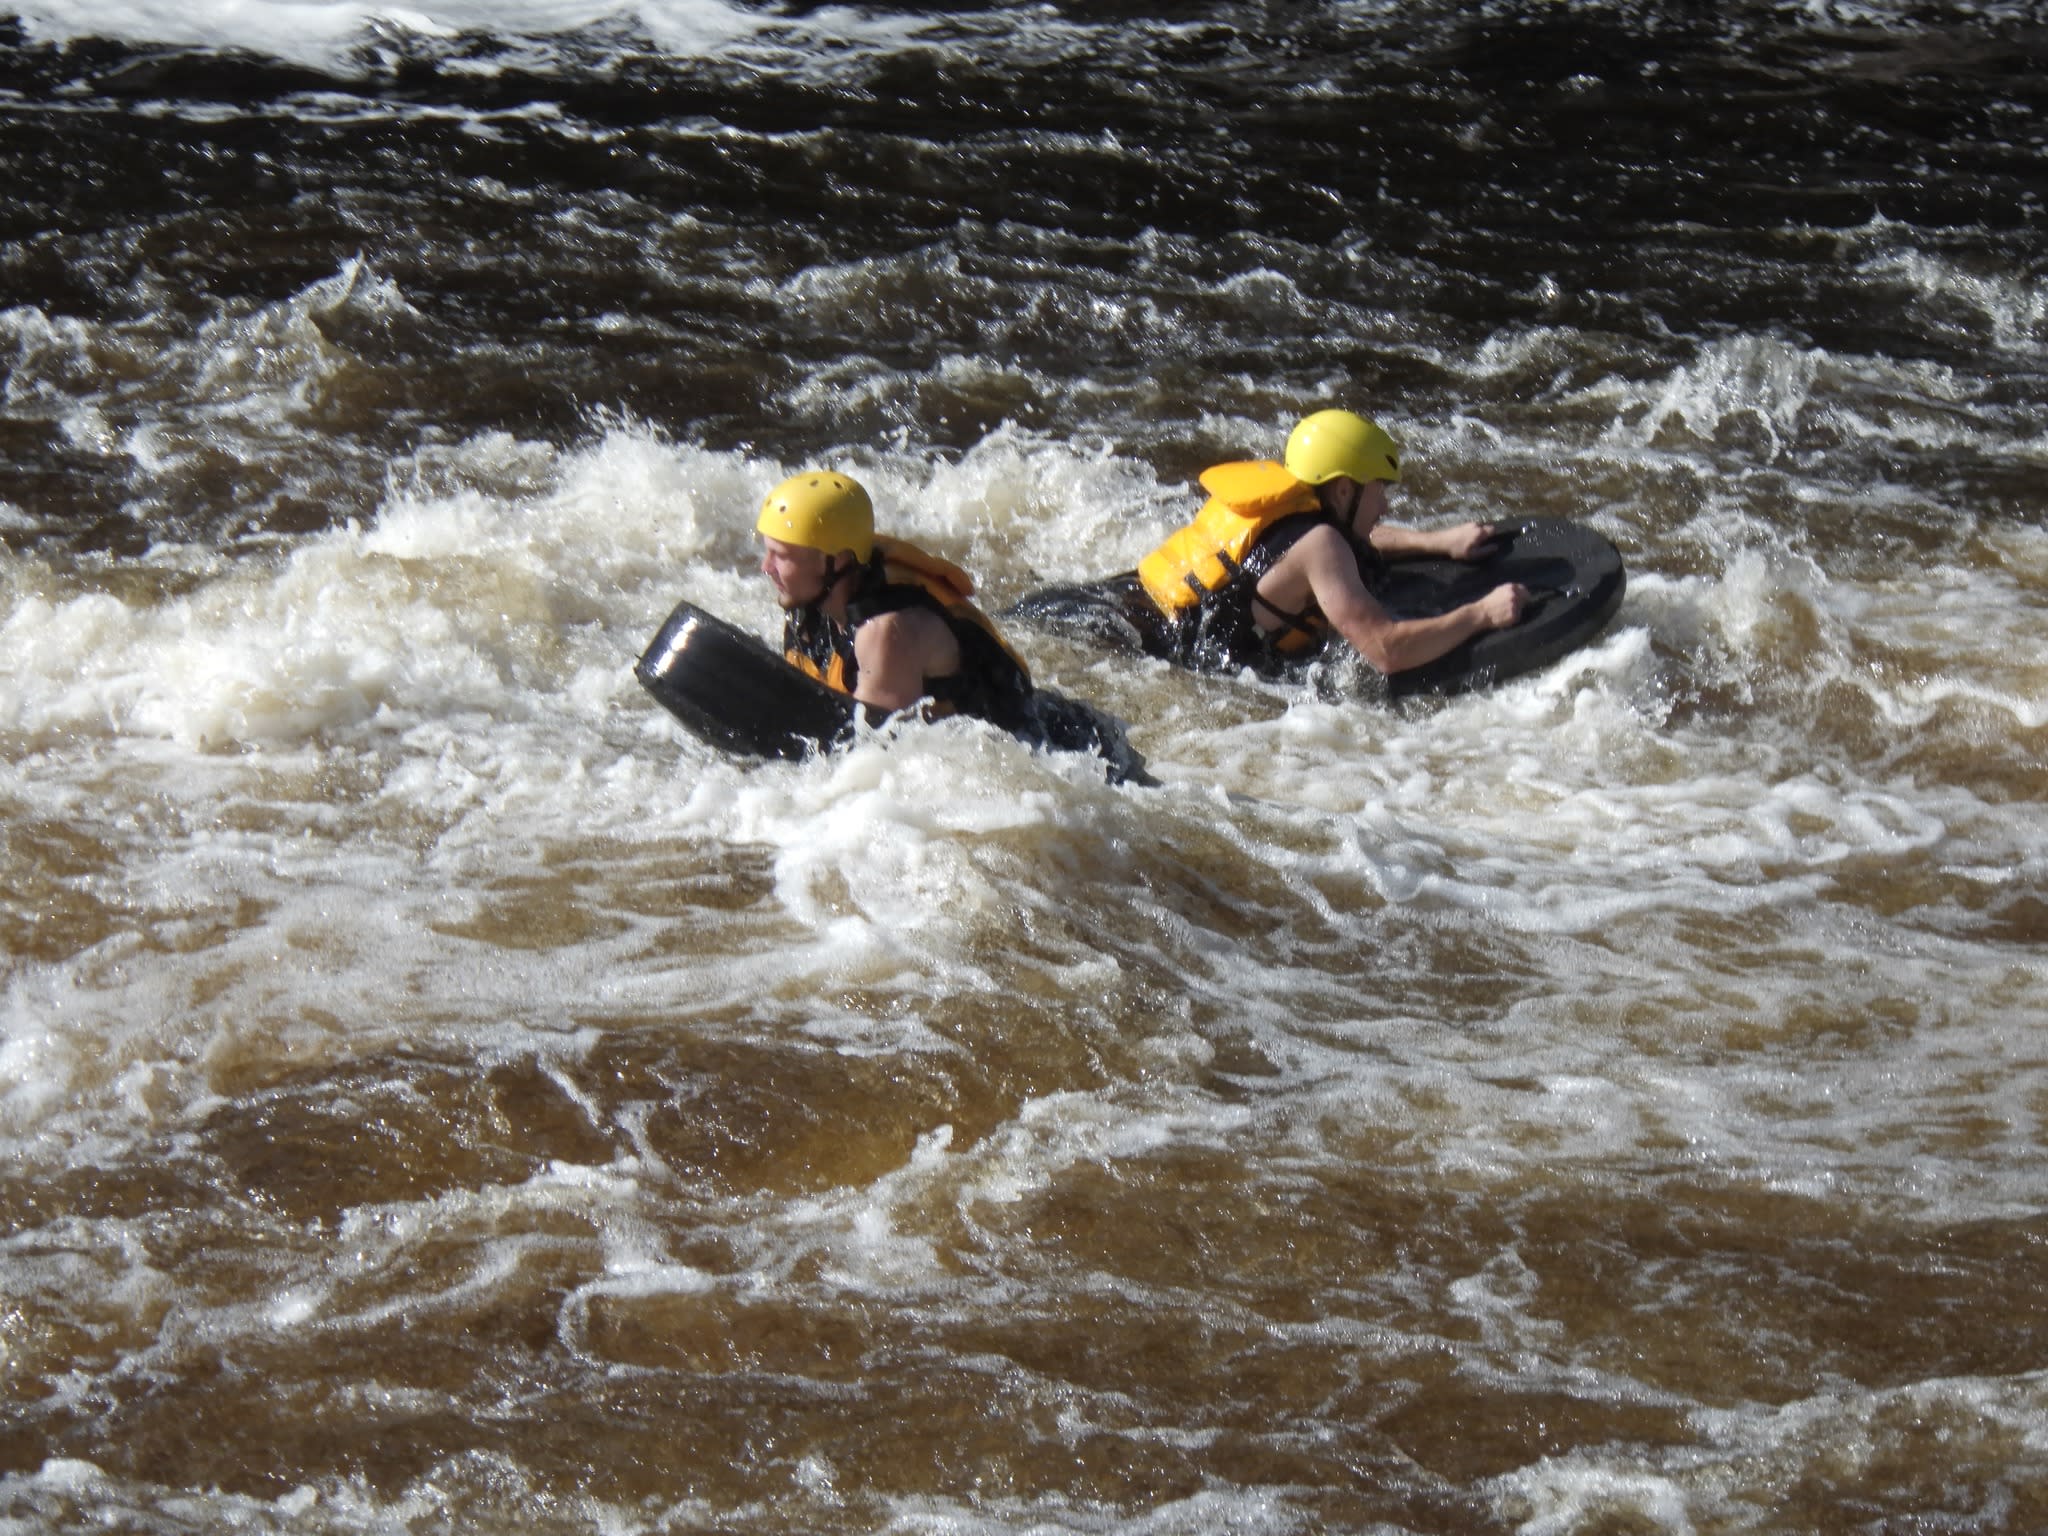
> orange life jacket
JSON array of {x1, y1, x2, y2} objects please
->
[{"x1": 1136, "y1": 460, "x2": 1333, "y2": 658}]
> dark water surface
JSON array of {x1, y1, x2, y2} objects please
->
[{"x1": 3, "y1": 3, "x2": 2047, "y2": 1532}]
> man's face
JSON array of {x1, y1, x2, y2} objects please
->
[{"x1": 760, "y1": 536, "x2": 832, "y2": 608}]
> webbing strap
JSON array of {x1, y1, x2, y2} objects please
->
[{"x1": 1249, "y1": 587, "x2": 1321, "y2": 646}]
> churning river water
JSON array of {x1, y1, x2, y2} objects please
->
[{"x1": 3, "y1": 3, "x2": 2047, "y2": 1532}]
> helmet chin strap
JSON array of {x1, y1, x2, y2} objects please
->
[
  {"x1": 809, "y1": 551, "x2": 862, "y2": 611},
  {"x1": 1342, "y1": 480, "x2": 1382, "y2": 539},
  {"x1": 1314, "y1": 477, "x2": 1363, "y2": 533}
]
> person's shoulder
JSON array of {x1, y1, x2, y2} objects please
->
[
  {"x1": 854, "y1": 603, "x2": 950, "y2": 648},
  {"x1": 1270, "y1": 517, "x2": 1350, "y2": 560}
]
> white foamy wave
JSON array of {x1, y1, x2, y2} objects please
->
[
  {"x1": 12, "y1": 1, "x2": 712, "y2": 72},
  {"x1": 10, "y1": 0, "x2": 966, "y2": 77},
  {"x1": 3, "y1": 260, "x2": 417, "y2": 516},
  {"x1": 0, "y1": 419, "x2": 758, "y2": 750},
  {"x1": 1596, "y1": 329, "x2": 2012, "y2": 471},
  {"x1": 0, "y1": 1452, "x2": 694, "y2": 1536},
  {"x1": 1861, "y1": 246, "x2": 2048, "y2": 353},
  {"x1": 1495, "y1": 1369, "x2": 2048, "y2": 1536},
  {"x1": 898, "y1": 424, "x2": 1178, "y2": 593},
  {"x1": 0, "y1": 537, "x2": 520, "y2": 747},
  {"x1": 1616, "y1": 334, "x2": 1827, "y2": 458},
  {"x1": 1795, "y1": 0, "x2": 2047, "y2": 30},
  {"x1": 1, "y1": 306, "x2": 131, "y2": 408}
]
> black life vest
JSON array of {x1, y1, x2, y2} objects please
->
[{"x1": 783, "y1": 536, "x2": 1034, "y2": 726}]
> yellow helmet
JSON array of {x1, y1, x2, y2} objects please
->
[
  {"x1": 755, "y1": 471, "x2": 874, "y2": 561},
  {"x1": 1283, "y1": 409, "x2": 1402, "y2": 486}
]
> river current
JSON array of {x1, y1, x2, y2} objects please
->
[{"x1": 2, "y1": 3, "x2": 2046, "y2": 1533}]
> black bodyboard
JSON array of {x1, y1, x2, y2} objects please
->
[
  {"x1": 1005, "y1": 518, "x2": 1625, "y2": 699},
  {"x1": 635, "y1": 601, "x2": 856, "y2": 761}
]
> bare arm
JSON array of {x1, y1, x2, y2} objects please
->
[
  {"x1": 1281, "y1": 526, "x2": 1525, "y2": 676},
  {"x1": 850, "y1": 608, "x2": 963, "y2": 714},
  {"x1": 1369, "y1": 520, "x2": 1502, "y2": 561}
]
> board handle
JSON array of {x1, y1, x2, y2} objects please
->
[{"x1": 1519, "y1": 581, "x2": 1584, "y2": 617}]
